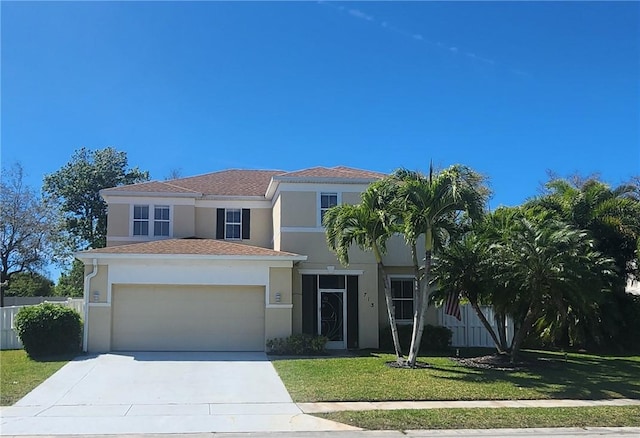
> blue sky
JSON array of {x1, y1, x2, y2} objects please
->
[{"x1": 2, "y1": 1, "x2": 639, "y2": 211}]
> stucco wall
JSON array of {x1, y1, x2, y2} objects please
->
[
  {"x1": 106, "y1": 204, "x2": 129, "y2": 237},
  {"x1": 272, "y1": 195, "x2": 282, "y2": 251},
  {"x1": 194, "y1": 206, "x2": 272, "y2": 247},
  {"x1": 87, "y1": 306, "x2": 111, "y2": 353},
  {"x1": 195, "y1": 206, "x2": 216, "y2": 238},
  {"x1": 173, "y1": 205, "x2": 195, "y2": 237},
  {"x1": 87, "y1": 264, "x2": 109, "y2": 304},
  {"x1": 280, "y1": 191, "x2": 317, "y2": 227},
  {"x1": 342, "y1": 192, "x2": 362, "y2": 205},
  {"x1": 280, "y1": 231, "x2": 376, "y2": 265},
  {"x1": 265, "y1": 307, "x2": 292, "y2": 341},
  {"x1": 269, "y1": 267, "x2": 292, "y2": 304}
]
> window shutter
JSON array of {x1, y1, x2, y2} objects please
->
[
  {"x1": 241, "y1": 209, "x2": 250, "y2": 240},
  {"x1": 216, "y1": 208, "x2": 225, "y2": 239}
]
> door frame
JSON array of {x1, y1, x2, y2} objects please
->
[{"x1": 317, "y1": 288, "x2": 347, "y2": 349}]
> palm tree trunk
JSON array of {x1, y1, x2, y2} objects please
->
[
  {"x1": 495, "y1": 312, "x2": 509, "y2": 352},
  {"x1": 510, "y1": 302, "x2": 540, "y2": 362},
  {"x1": 374, "y1": 246, "x2": 404, "y2": 364},
  {"x1": 408, "y1": 237, "x2": 432, "y2": 367},
  {"x1": 468, "y1": 298, "x2": 506, "y2": 354}
]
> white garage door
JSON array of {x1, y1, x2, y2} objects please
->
[{"x1": 111, "y1": 285, "x2": 265, "y2": 351}]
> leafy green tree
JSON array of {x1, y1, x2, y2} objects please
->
[
  {"x1": 494, "y1": 216, "x2": 614, "y2": 361},
  {"x1": 4, "y1": 272, "x2": 54, "y2": 297},
  {"x1": 394, "y1": 165, "x2": 489, "y2": 367},
  {"x1": 1, "y1": 163, "x2": 56, "y2": 306},
  {"x1": 54, "y1": 260, "x2": 84, "y2": 297},
  {"x1": 324, "y1": 180, "x2": 405, "y2": 363},
  {"x1": 43, "y1": 147, "x2": 149, "y2": 250}
]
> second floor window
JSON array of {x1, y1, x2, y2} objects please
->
[
  {"x1": 133, "y1": 204, "x2": 170, "y2": 237},
  {"x1": 133, "y1": 205, "x2": 149, "y2": 236},
  {"x1": 216, "y1": 208, "x2": 251, "y2": 240},
  {"x1": 154, "y1": 206, "x2": 170, "y2": 236},
  {"x1": 320, "y1": 193, "x2": 338, "y2": 224},
  {"x1": 225, "y1": 209, "x2": 242, "y2": 239}
]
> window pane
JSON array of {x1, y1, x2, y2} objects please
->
[
  {"x1": 319, "y1": 275, "x2": 345, "y2": 290},
  {"x1": 226, "y1": 209, "x2": 241, "y2": 223},
  {"x1": 154, "y1": 221, "x2": 169, "y2": 236},
  {"x1": 134, "y1": 205, "x2": 149, "y2": 220},
  {"x1": 226, "y1": 223, "x2": 240, "y2": 239},
  {"x1": 155, "y1": 206, "x2": 169, "y2": 220},
  {"x1": 321, "y1": 193, "x2": 337, "y2": 209}
]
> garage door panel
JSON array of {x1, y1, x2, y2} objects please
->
[{"x1": 112, "y1": 285, "x2": 265, "y2": 351}]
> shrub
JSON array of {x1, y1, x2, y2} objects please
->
[
  {"x1": 14, "y1": 303, "x2": 83, "y2": 358},
  {"x1": 379, "y1": 324, "x2": 452, "y2": 353},
  {"x1": 266, "y1": 333, "x2": 328, "y2": 355}
]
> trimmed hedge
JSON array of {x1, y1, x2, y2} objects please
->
[
  {"x1": 14, "y1": 303, "x2": 82, "y2": 358},
  {"x1": 267, "y1": 333, "x2": 328, "y2": 355},
  {"x1": 379, "y1": 323, "x2": 453, "y2": 353}
]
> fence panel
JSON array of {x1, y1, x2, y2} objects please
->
[
  {"x1": 0, "y1": 299, "x2": 85, "y2": 350},
  {"x1": 437, "y1": 304, "x2": 514, "y2": 348}
]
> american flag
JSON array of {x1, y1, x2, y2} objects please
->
[{"x1": 445, "y1": 291, "x2": 461, "y2": 321}]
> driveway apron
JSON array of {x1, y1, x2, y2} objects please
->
[{"x1": 0, "y1": 352, "x2": 357, "y2": 435}]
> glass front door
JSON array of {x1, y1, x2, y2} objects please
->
[{"x1": 318, "y1": 290, "x2": 346, "y2": 349}]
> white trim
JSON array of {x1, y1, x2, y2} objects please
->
[
  {"x1": 269, "y1": 182, "x2": 373, "y2": 206},
  {"x1": 266, "y1": 304, "x2": 294, "y2": 309},
  {"x1": 82, "y1": 259, "x2": 98, "y2": 352},
  {"x1": 298, "y1": 268, "x2": 364, "y2": 275},
  {"x1": 280, "y1": 227, "x2": 325, "y2": 233},
  {"x1": 103, "y1": 195, "x2": 196, "y2": 205},
  {"x1": 196, "y1": 199, "x2": 271, "y2": 209},
  {"x1": 76, "y1": 253, "x2": 307, "y2": 262},
  {"x1": 318, "y1": 191, "x2": 341, "y2": 227},
  {"x1": 129, "y1": 204, "x2": 175, "y2": 238},
  {"x1": 107, "y1": 236, "x2": 172, "y2": 243},
  {"x1": 88, "y1": 302, "x2": 111, "y2": 307}
]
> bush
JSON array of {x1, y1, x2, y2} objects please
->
[
  {"x1": 14, "y1": 303, "x2": 83, "y2": 358},
  {"x1": 266, "y1": 333, "x2": 328, "y2": 355},
  {"x1": 379, "y1": 324, "x2": 452, "y2": 353}
]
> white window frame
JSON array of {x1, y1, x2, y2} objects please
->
[
  {"x1": 153, "y1": 205, "x2": 170, "y2": 237},
  {"x1": 390, "y1": 276, "x2": 416, "y2": 323},
  {"x1": 132, "y1": 205, "x2": 150, "y2": 236},
  {"x1": 318, "y1": 192, "x2": 340, "y2": 227},
  {"x1": 225, "y1": 208, "x2": 242, "y2": 240},
  {"x1": 130, "y1": 204, "x2": 173, "y2": 238}
]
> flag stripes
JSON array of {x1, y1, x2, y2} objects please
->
[{"x1": 444, "y1": 291, "x2": 462, "y2": 321}]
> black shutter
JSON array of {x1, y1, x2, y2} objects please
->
[
  {"x1": 216, "y1": 208, "x2": 225, "y2": 239},
  {"x1": 302, "y1": 275, "x2": 318, "y2": 335},
  {"x1": 347, "y1": 275, "x2": 359, "y2": 349},
  {"x1": 241, "y1": 209, "x2": 250, "y2": 240}
]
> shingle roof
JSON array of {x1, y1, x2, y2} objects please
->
[
  {"x1": 79, "y1": 238, "x2": 303, "y2": 258},
  {"x1": 279, "y1": 166, "x2": 385, "y2": 179},
  {"x1": 101, "y1": 166, "x2": 386, "y2": 197}
]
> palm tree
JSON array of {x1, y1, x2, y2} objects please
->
[
  {"x1": 432, "y1": 231, "x2": 508, "y2": 354},
  {"x1": 494, "y1": 216, "x2": 614, "y2": 361},
  {"x1": 323, "y1": 179, "x2": 405, "y2": 363},
  {"x1": 394, "y1": 165, "x2": 489, "y2": 367}
]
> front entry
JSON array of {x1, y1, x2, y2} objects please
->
[
  {"x1": 302, "y1": 274, "x2": 359, "y2": 349},
  {"x1": 318, "y1": 290, "x2": 346, "y2": 349}
]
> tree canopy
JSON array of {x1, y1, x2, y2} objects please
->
[{"x1": 43, "y1": 147, "x2": 149, "y2": 251}]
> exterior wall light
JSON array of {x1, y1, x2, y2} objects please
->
[
  {"x1": 275, "y1": 292, "x2": 281, "y2": 303},
  {"x1": 93, "y1": 291, "x2": 100, "y2": 302}
]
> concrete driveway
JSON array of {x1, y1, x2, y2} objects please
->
[{"x1": 0, "y1": 352, "x2": 357, "y2": 435}]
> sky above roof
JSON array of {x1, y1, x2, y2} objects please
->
[{"x1": 2, "y1": 1, "x2": 639, "y2": 211}]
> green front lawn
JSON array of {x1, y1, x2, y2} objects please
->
[
  {"x1": 0, "y1": 350, "x2": 73, "y2": 406},
  {"x1": 319, "y1": 406, "x2": 640, "y2": 430},
  {"x1": 271, "y1": 350, "x2": 640, "y2": 402}
]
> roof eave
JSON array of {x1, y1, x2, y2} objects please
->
[
  {"x1": 100, "y1": 190, "x2": 202, "y2": 198},
  {"x1": 74, "y1": 252, "x2": 308, "y2": 262}
]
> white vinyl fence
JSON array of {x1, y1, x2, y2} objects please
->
[
  {"x1": 438, "y1": 304, "x2": 514, "y2": 348},
  {"x1": 0, "y1": 299, "x2": 85, "y2": 350}
]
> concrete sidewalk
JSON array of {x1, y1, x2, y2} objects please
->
[{"x1": 298, "y1": 398, "x2": 640, "y2": 413}]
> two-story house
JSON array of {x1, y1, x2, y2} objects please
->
[{"x1": 76, "y1": 166, "x2": 438, "y2": 353}]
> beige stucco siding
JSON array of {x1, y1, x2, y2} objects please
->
[
  {"x1": 280, "y1": 232, "x2": 375, "y2": 265},
  {"x1": 87, "y1": 306, "x2": 111, "y2": 353},
  {"x1": 269, "y1": 267, "x2": 292, "y2": 304},
  {"x1": 342, "y1": 192, "x2": 362, "y2": 205},
  {"x1": 85, "y1": 264, "x2": 109, "y2": 304},
  {"x1": 246, "y1": 208, "x2": 273, "y2": 248},
  {"x1": 265, "y1": 307, "x2": 292, "y2": 341},
  {"x1": 172, "y1": 205, "x2": 195, "y2": 237},
  {"x1": 195, "y1": 206, "x2": 216, "y2": 238},
  {"x1": 106, "y1": 204, "x2": 130, "y2": 237},
  {"x1": 280, "y1": 192, "x2": 317, "y2": 227},
  {"x1": 111, "y1": 284, "x2": 265, "y2": 351}
]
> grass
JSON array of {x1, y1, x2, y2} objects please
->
[
  {"x1": 318, "y1": 406, "x2": 640, "y2": 430},
  {"x1": 271, "y1": 349, "x2": 640, "y2": 402},
  {"x1": 0, "y1": 349, "x2": 73, "y2": 406}
]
